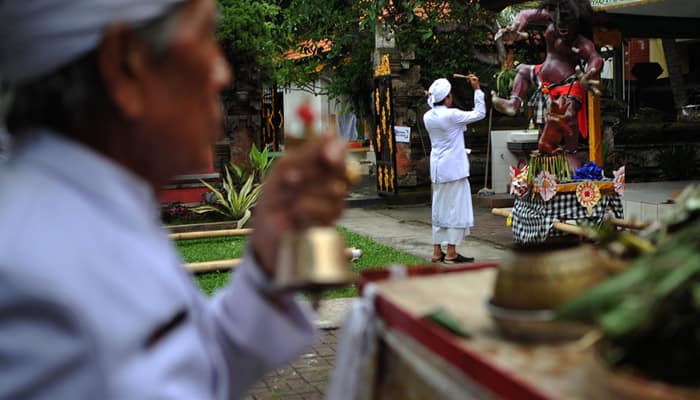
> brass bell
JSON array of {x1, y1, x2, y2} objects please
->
[
  {"x1": 271, "y1": 102, "x2": 360, "y2": 292},
  {"x1": 274, "y1": 226, "x2": 357, "y2": 291}
]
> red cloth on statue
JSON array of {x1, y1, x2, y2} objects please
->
[{"x1": 534, "y1": 64, "x2": 588, "y2": 139}]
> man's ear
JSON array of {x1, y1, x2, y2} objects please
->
[{"x1": 97, "y1": 24, "x2": 152, "y2": 120}]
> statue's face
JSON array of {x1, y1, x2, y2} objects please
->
[{"x1": 544, "y1": 0, "x2": 578, "y2": 39}]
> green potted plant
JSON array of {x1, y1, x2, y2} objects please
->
[
  {"x1": 247, "y1": 143, "x2": 274, "y2": 183},
  {"x1": 192, "y1": 144, "x2": 277, "y2": 228},
  {"x1": 192, "y1": 166, "x2": 263, "y2": 229}
]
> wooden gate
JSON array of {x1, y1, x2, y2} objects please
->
[
  {"x1": 373, "y1": 54, "x2": 398, "y2": 195},
  {"x1": 261, "y1": 87, "x2": 284, "y2": 151}
]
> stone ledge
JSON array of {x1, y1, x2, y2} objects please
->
[{"x1": 473, "y1": 194, "x2": 515, "y2": 209}]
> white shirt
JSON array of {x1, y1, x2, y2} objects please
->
[
  {"x1": 0, "y1": 130, "x2": 317, "y2": 399},
  {"x1": 423, "y1": 90, "x2": 485, "y2": 183},
  {"x1": 0, "y1": 127, "x2": 9, "y2": 162}
]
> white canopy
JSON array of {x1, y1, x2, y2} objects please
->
[{"x1": 592, "y1": 0, "x2": 700, "y2": 18}]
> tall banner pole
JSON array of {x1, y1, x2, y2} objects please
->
[{"x1": 588, "y1": 92, "x2": 603, "y2": 165}]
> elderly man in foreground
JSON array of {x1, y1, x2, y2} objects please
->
[{"x1": 0, "y1": 1, "x2": 350, "y2": 398}]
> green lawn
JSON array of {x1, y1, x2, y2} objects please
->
[{"x1": 176, "y1": 227, "x2": 426, "y2": 299}]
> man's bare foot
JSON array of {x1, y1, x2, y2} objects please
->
[
  {"x1": 491, "y1": 91, "x2": 520, "y2": 116},
  {"x1": 431, "y1": 251, "x2": 445, "y2": 263}
]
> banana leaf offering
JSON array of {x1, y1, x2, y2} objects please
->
[
  {"x1": 556, "y1": 185, "x2": 700, "y2": 386},
  {"x1": 526, "y1": 153, "x2": 572, "y2": 184}
]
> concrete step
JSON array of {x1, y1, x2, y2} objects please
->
[{"x1": 473, "y1": 193, "x2": 515, "y2": 209}]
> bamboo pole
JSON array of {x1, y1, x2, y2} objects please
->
[
  {"x1": 552, "y1": 221, "x2": 587, "y2": 236},
  {"x1": 184, "y1": 248, "x2": 362, "y2": 274},
  {"x1": 490, "y1": 208, "x2": 647, "y2": 236},
  {"x1": 491, "y1": 208, "x2": 512, "y2": 218},
  {"x1": 167, "y1": 220, "x2": 238, "y2": 233},
  {"x1": 186, "y1": 259, "x2": 242, "y2": 273},
  {"x1": 607, "y1": 217, "x2": 650, "y2": 230},
  {"x1": 492, "y1": 206, "x2": 587, "y2": 236},
  {"x1": 169, "y1": 228, "x2": 253, "y2": 240}
]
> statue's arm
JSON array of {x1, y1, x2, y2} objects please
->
[
  {"x1": 576, "y1": 36, "x2": 604, "y2": 77},
  {"x1": 496, "y1": 9, "x2": 549, "y2": 42},
  {"x1": 513, "y1": 9, "x2": 550, "y2": 31},
  {"x1": 575, "y1": 36, "x2": 604, "y2": 96}
]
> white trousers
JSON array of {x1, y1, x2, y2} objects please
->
[{"x1": 431, "y1": 178, "x2": 473, "y2": 245}]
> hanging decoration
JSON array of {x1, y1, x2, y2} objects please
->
[
  {"x1": 576, "y1": 181, "x2": 602, "y2": 215},
  {"x1": 535, "y1": 171, "x2": 558, "y2": 201},
  {"x1": 509, "y1": 165, "x2": 529, "y2": 197},
  {"x1": 613, "y1": 166, "x2": 626, "y2": 196}
]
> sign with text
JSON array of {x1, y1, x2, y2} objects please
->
[{"x1": 394, "y1": 126, "x2": 411, "y2": 143}]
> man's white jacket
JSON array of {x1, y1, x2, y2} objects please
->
[{"x1": 423, "y1": 89, "x2": 485, "y2": 183}]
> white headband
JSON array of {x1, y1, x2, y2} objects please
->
[
  {"x1": 0, "y1": 0, "x2": 185, "y2": 85},
  {"x1": 427, "y1": 78, "x2": 451, "y2": 108}
]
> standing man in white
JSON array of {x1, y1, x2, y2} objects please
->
[{"x1": 424, "y1": 75, "x2": 486, "y2": 264}]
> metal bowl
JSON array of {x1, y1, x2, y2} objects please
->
[{"x1": 486, "y1": 299, "x2": 593, "y2": 342}]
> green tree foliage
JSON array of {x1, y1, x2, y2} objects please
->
[
  {"x1": 274, "y1": 0, "x2": 505, "y2": 117},
  {"x1": 216, "y1": 0, "x2": 281, "y2": 83},
  {"x1": 215, "y1": 1, "x2": 506, "y2": 117},
  {"x1": 386, "y1": 1, "x2": 493, "y2": 79},
  {"x1": 273, "y1": 0, "x2": 375, "y2": 118}
]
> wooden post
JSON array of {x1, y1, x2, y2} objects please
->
[{"x1": 587, "y1": 92, "x2": 603, "y2": 165}]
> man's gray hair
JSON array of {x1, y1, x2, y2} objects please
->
[{"x1": 6, "y1": 5, "x2": 181, "y2": 137}]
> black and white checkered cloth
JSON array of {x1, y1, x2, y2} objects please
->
[
  {"x1": 528, "y1": 66, "x2": 548, "y2": 125},
  {"x1": 512, "y1": 193, "x2": 624, "y2": 243},
  {"x1": 527, "y1": 65, "x2": 580, "y2": 125}
]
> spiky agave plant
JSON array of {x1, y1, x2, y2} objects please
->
[{"x1": 193, "y1": 166, "x2": 263, "y2": 229}]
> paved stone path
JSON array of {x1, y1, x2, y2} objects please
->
[
  {"x1": 244, "y1": 329, "x2": 338, "y2": 400},
  {"x1": 244, "y1": 202, "x2": 513, "y2": 399}
]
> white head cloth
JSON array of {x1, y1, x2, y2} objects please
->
[
  {"x1": 0, "y1": 0, "x2": 185, "y2": 85},
  {"x1": 427, "y1": 78, "x2": 451, "y2": 108}
]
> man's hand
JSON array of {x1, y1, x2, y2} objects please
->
[
  {"x1": 250, "y1": 135, "x2": 349, "y2": 278},
  {"x1": 575, "y1": 65, "x2": 601, "y2": 97},
  {"x1": 467, "y1": 74, "x2": 480, "y2": 91}
]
